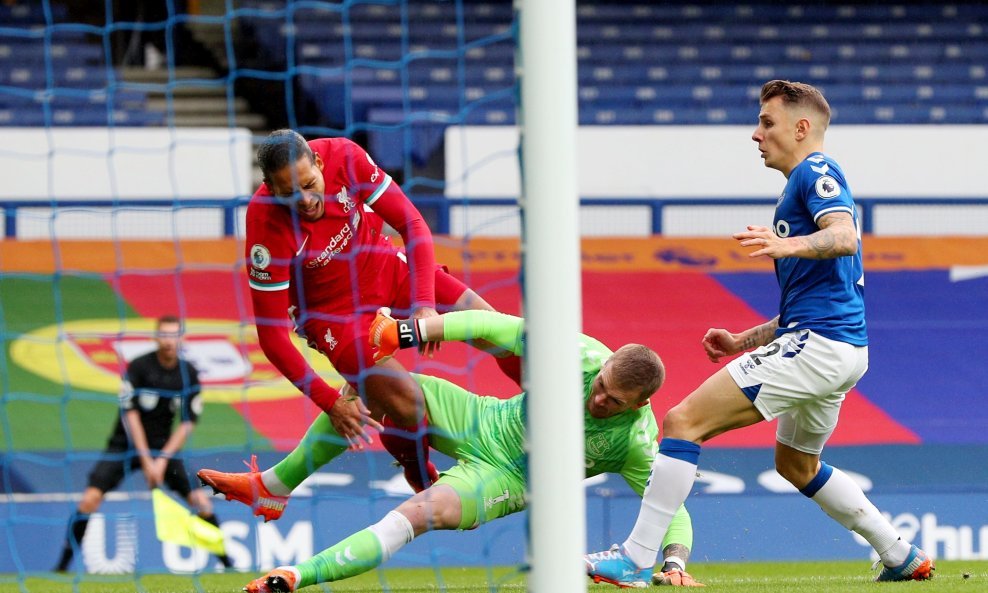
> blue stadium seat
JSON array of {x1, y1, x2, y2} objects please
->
[
  {"x1": 830, "y1": 104, "x2": 985, "y2": 124},
  {"x1": 576, "y1": 41, "x2": 988, "y2": 66},
  {"x1": 580, "y1": 106, "x2": 645, "y2": 125},
  {"x1": 239, "y1": 0, "x2": 988, "y2": 135},
  {"x1": 0, "y1": 41, "x2": 105, "y2": 65},
  {"x1": 575, "y1": 103, "x2": 758, "y2": 126},
  {"x1": 0, "y1": 2, "x2": 67, "y2": 23},
  {"x1": 0, "y1": 88, "x2": 147, "y2": 110},
  {"x1": 0, "y1": 65, "x2": 109, "y2": 89},
  {"x1": 0, "y1": 105, "x2": 164, "y2": 127},
  {"x1": 290, "y1": 19, "x2": 511, "y2": 44}
]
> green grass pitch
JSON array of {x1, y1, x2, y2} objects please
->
[{"x1": 3, "y1": 561, "x2": 986, "y2": 593}]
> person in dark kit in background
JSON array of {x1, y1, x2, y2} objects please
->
[{"x1": 54, "y1": 314, "x2": 232, "y2": 572}]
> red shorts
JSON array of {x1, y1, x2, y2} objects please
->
[{"x1": 298, "y1": 252, "x2": 468, "y2": 382}]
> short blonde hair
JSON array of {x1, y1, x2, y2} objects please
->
[
  {"x1": 609, "y1": 344, "x2": 665, "y2": 404},
  {"x1": 760, "y1": 79, "x2": 831, "y2": 128}
]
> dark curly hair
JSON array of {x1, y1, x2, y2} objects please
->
[{"x1": 256, "y1": 129, "x2": 314, "y2": 180}]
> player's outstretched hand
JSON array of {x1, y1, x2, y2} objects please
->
[
  {"x1": 328, "y1": 394, "x2": 383, "y2": 451},
  {"x1": 370, "y1": 307, "x2": 421, "y2": 363},
  {"x1": 653, "y1": 568, "x2": 705, "y2": 587},
  {"x1": 734, "y1": 224, "x2": 789, "y2": 259},
  {"x1": 701, "y1": 327, "x2": 739, "y2": 363}
]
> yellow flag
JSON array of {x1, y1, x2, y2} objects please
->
[{"x1": 152, "y1": 489, "x2": 226, "y2": 555}]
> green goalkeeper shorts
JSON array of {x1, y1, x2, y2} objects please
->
[{"x1": 414, "y1": 373, "x2": 527, "y2": 530}]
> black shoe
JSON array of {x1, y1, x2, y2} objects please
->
[{"x1": 53, "y1": 550, "x2": 72, "y2": 573}]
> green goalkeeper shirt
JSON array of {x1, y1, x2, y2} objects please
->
[{"x1": 440, "y1": 310, "x2": 658, "y2": 495}]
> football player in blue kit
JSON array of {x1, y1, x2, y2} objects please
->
[{"x1": 585, "y1": 80, "x2": 934, "y2": 587}]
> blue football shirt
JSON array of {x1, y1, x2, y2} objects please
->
[{"x1": 773, "y1": 152, "x2": 867, "y2": 346}]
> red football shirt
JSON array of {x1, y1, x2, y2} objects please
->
[
  {"x1": 246, "y1": 137, "x2": 406, "y2": 308},
  {"x1": 244, "y1": 137, "x2": 436, "y2": 412}
]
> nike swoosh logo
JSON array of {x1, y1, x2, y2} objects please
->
[{"x1": 295, "y1": 235, "x2": 309, "y2": 256}]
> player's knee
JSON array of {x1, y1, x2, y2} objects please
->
[
  {"x1": 364, "y1": 372, "x2": 423, "y2": 424},
  {"x1": 434, "y1": 505, "x2": 462, "y2": 531},
  {"x1": 334, "y1": 344, "x2": 418, "y2": 420},
  {"x1": 375, "y1": 388, "x2": 420, "y2": 424},
  {"x1": 78, "y1": 489, "x2": 103, "y2": 514},
  {"x1": 661, "y1": 405, "x2": 696, "y2": 440},
  {"x1": 396, "y1": 488, "x2": 460, "y2": 534},
  {"x1": 431, "y1": 486, "x2": 463, "y2": 530},
  {"x1": 453, "y1": 289, "x2": 495, "y2": 312}
]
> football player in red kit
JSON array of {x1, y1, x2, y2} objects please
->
[{"x1": 231, "y1": 129, "x2": 518, "y2": 502}]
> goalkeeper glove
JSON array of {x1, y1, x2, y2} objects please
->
[
  {"x1": 653, "y1": 568, "x2": 705, "y2": 587},
  {"x1": 369, "y1": 307, "x2": 420, "y2": 362}
]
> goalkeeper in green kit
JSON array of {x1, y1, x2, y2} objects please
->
[{"x1": 200, "y1": 309, "x2": 703, "y2": 592}]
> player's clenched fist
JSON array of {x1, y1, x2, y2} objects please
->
[{"x1": 369, "y1": 307, "x2": 421, "y2": 362}]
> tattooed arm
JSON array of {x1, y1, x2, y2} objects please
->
[
  {"x1": 734, "y1": 212, "x2": 858, "y2": 260},
  {"x1": 740, "y1": 316, "x2": 781, "y2": 349},
  {"x1": 791, "y1": 212, "x2": 858, "y2": 259},
  {"x1": 701, "y1": 316, "x2": 780, "y2": 363}
]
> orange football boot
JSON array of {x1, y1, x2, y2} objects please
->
[{"x1": 198, "y1": 454, "x2": 288, "y2": 522}]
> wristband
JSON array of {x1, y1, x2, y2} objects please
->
[
  {"x1": 397, "y1": 319, "x2": 420, "y2": 349},
  {"x1": 661, "y1": 556, "x2": 685, "y2": 572}
]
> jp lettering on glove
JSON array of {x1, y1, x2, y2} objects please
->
[{"x1": 369, "y1": 307, "x2": 420, "y2": 362}]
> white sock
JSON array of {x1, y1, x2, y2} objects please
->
[
  {"x1": 808, "y1": 465, "x2": 909, "y2": 566},
  {"x1": 623, "y1": 449, "x2": 699, "y2": 569},
  {"x1": 367, "y1": 511, "x2": 415, "y2": 562},
  {"x1": 880, "y1": 539, "x2": 912, "y2": 568},
  {"x1": 261, "y1": 469, "x2": 292, "y2": 496}
]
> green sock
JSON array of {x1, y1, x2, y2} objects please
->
[
  {"x1": 296, "y1": 528, "x2": 383, "y2": 586},
  {"x1": 272, "y1": 413, "x2": 348, "y2": 490},
  {"x1": 661, "y1": 504, "x2": 695, "y2": 552}
]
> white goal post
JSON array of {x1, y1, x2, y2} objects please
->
[{"x1": 519, "y1": 1, "x2": 585, "y2": 593}]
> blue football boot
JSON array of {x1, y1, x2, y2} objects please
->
[{"x1": 585, "y1": 544, "x2": 653, "y2": 588}]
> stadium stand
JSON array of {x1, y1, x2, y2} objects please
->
[
  {"x1": 0, "y1": 2, "x2": 263, "y2": 130},
  {"x1": 0, "y1": 0, "x2": 985, "y2": 178},
  {"x1": 226, "y1": 1, "x2": 988, "y2": 167},
  {"x1": 0, "y1": 15, "x2": 155, "y2": 126},
  {"x1": 3, "y1": 1, "x2": 986, "y2": 167}
]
